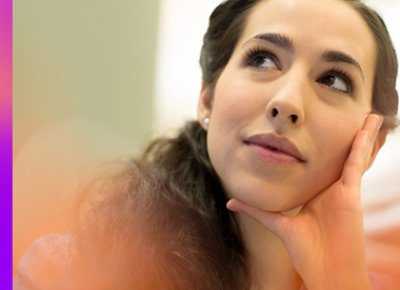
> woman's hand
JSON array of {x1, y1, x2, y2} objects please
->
[{"x1": 227, "y1": 114, "x2": 384, "y2": 290}]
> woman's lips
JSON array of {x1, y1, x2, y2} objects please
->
[{"x1": 243, "y1": 133, "x2": 306, "y2": 163}]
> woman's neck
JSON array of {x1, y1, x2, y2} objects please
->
[{"x1": 236, "y1": 212, "x2": 303, "y2": 290}]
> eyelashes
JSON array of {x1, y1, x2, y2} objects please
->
[
  {"x1": 317, "y1": 67, "x2": 354, "y2": 94},
  {"x1": 243, "y1": 47, "x2": 280, "y2": 70},
  {"x1": 242, "y1": 46, "x2": 354, "y2": 94}
]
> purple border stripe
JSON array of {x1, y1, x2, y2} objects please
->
[{"x1": 0, "y1": 0, "x2": 13, "y2": 289}]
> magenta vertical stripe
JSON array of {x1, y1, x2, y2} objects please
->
[{"x1": 0, "y1": 0, "x2": 13, "y2": 289}]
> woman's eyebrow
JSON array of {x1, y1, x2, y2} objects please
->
[
  {"x1": 321, "y1": 50, "x2": 365, "y2": 80},
  {"x1": 243, "y1": 34, "x2": 365, "y2": 80},
  {"x1": 243, "y1": 33, "x2": 294, "y2": 52}
]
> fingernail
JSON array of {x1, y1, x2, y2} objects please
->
[{"x1": 226, "y1": 199, "x2": 239, "y2": 212}]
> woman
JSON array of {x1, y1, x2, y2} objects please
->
[{"x1": 14, "y1": 0, "x2": 399, "y2": 289}]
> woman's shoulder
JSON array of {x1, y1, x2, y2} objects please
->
[
  {"x1": 13, "y1": 158, "x2": 230, "y2": 289},
  {"x1": 12, "y1": 162, "x2": 157, "y2": 289}
]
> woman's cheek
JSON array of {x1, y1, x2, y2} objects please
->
[{"x1": 322, "y1": 114, "x2": 365, "y2": 176}]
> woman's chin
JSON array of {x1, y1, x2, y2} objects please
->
[{"x1": 234, "y1": 193, "x2": 306, "y2": 214}]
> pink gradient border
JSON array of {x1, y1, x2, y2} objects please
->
[{"x1": 0, "y1": 0, "x2": 13, "y2": 288}]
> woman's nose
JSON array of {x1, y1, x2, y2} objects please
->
[
  {"x1": 269, "y1": 106, "x2": 300, "y2": 124},
  {"x1": 265, "y1": 75, "x2": 307, "y2": 127}
]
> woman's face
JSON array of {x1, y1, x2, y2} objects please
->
[{"x1": 199, "y1": 0, "x2": 377, "y2": 211}]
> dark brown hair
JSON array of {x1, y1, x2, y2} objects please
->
[
  {"x1": 200, "y1": 0, "x2": 258, "y2": 86},
  {"x1": 72, "y1": 122, "x2": 248, "y2": 289},
  {"x1": 346, "y1": 0, "x2": 399, "y2": 130}
]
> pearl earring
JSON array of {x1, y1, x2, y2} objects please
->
[{"x1": 203, "y1": 117, "x2": 210, "y2": 127}]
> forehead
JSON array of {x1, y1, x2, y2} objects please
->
[{"x1": 238, "y1": 0, "x2": 376, "y2": 75}]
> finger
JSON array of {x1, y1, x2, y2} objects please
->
[
  {"x1": 342, "y1": 114, "x2": 383, "y2": 188},
  {"x1": 362, "y1": 114, "x2": 384, "y2": 167},
  {"x1": 227, "y1": 199, "x2": 289, "y2": 237},
  {"x1": 361, "y1": 114, "x2": 383, "y2": 148}
]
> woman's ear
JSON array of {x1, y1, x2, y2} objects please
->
[
  {"x1": 366, "y1": 129, "x2": 387, "y2": 170},
  {"x1": 197, "y1": 83, "x2": 213, "y2": 130}
]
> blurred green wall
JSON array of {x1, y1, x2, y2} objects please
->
[
  {"x1": 13, "y1": 0, "x2": 160, "y2": 272},
  {"x1": 14, "y1": 0, "x2": 160, "y2": 154}
]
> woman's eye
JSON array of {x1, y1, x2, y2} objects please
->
[
  {"x1": 251, "y1": 56, "x2": 277, "y2": 69},
  {"x1": 245, "y1": 49, "x2": 279, "y2": 70},
  {"x1": 318, "y1": 72, "x2": 353, "y2": 94}
]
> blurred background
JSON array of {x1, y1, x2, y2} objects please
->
[{"x1": 13, "y1": 0, "x2": 400, "y2": 272}]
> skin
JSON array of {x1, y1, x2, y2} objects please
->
[
  {"x1": 199, "y1": 0, "x2": 379, "y2": 212},
  {"x1": 198, "y1": 0, "x2": 387, "y2": 289}
]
